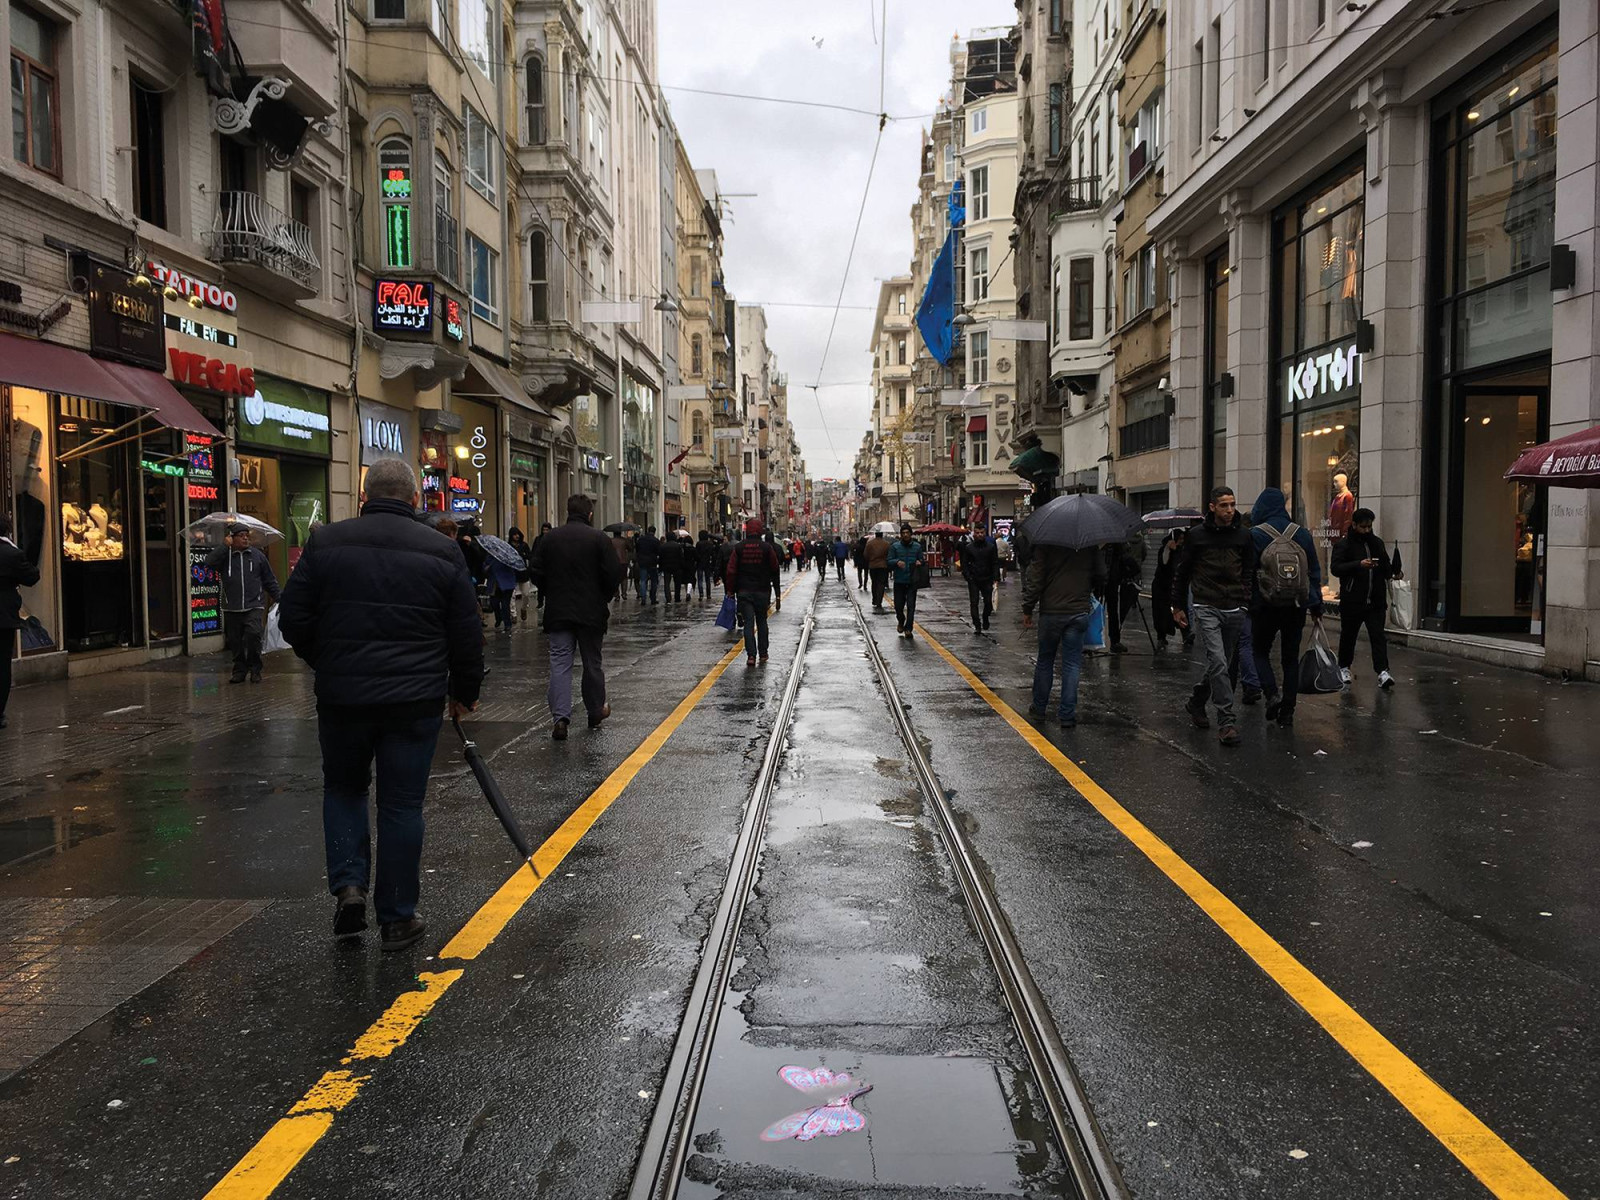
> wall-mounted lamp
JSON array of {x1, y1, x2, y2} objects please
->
[
  {"x1": 1355, "y1": 319, "x2": 1376, "y2": 354},
  {"x1": 1550, "y1": 244, "x2": 1577, "y2": 290},
  {"x1": 1218, "y1": 372, "x2": 1235, "y2": 399}
]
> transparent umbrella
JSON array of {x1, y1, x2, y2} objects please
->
[
  {"x1": 476, "y1": 534, "x2": 526, "y2": 571},
  {"x1": 180, "y1": 512, "x2": 283, "y2": 548}
]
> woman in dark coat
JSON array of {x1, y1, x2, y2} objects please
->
[
  {"x1": 1150, "y1": 528, "x2": 1191, "y2": 649},
  {"x1": 0, "y1": 514, "x2": 42, "y2": 728}
]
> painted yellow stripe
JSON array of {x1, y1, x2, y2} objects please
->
[
  {"x1": 917, "y1": 626, "x2": 1567, "y2": 1200},
  {"x1": 207, "y1": 575, "x2": 805, "y2": 1198}
]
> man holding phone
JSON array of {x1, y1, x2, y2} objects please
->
[{"x1": 1331, "y1": 507, "x2": 1399, "y2": 690}]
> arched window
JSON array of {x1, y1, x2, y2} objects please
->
[
  {"x1": 692, "y1": 412, "x2": 706, "y2": 447},
  {"x1": 691, "y1": 334, "x2": 704, "y2": 375},
  {"x1": 377, "y1": 135, "x2": 413, "y2": 269},
  {"x1": 526, "y1": 57, "x2": 546, "y2": 145},
  {"x1": 529, "y1": 229, "x2": 549, "y2": 322}
]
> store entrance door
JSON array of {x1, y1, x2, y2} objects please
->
[{"x1": 1448, "y1": 380, "x2": 1548, "y2": 633}]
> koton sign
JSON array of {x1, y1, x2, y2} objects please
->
[
  {"x1": 148, "y1": 261, "x2": 239, "y2": 314},
  {"x1": 1287, "y1": 340, "x2": 1362, "y2": 406}
]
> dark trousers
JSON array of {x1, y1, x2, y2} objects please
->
[
  {"x1": 638, "y1": 565, "x2": 660, "y2": 602},
  {"x1": 547, "y1": 627, "x2": 606, "y2": 722},
  {"x1": 1338, "y1": 604, "x2": 1390, "y2": 672},
  {"x1": 835, "y1": 558, "x2": 845, "y2": 580},
  {"x1": 893, "y1": 581, "x2": 918, "y2": 630},
  {"x1": 492, "y1": 588, "x2": 514, "y2": 628},
  {"x1": 0, "y1": 629, "x2": 13, "y2": 718},
  {"x1": 856, "y1": 564, "x2": 868, "y2": 588},
  {"x1": 738, "y1": 592, "x2": 770, "y2": 659},
  {"x1": 320, "y1": 711, "x2": 443, "y2": 926},
  {"x1": 224, "y1": 607, "x2": 266, "y2": 675},
  {"x1": 967, "y1": 579, "x2": 993, "y2": 627},
  {"x1": 697, "y1": 566, "x2": 715, "y2": 597},
  {"x1": 869, "y1": 567, "x2": 889, "y2": 607},
  {"x1": 669, "y1": 573, "x2": 686, "y2": 601},
  {"x1": 1251, "y1": 605, "x2": 1306, "y2": 715}
]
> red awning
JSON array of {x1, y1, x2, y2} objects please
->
[
  {"x1": 97, "y1": 361, "x2": 223, "y2": 438},
  {"x1": 0, "y1": 332, "x2": 151, "y2": 408},
  {"x1": 967, "y1": 415, "x2": 987, "y2": 433},
  {"x1": 1504, "y1": 424, "x2": 1600, "y2": 489}
]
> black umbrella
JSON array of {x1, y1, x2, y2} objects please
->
[
  {"x1": 604, "y1": 521, "x2": 641, "y2": 534},
  {"x1": 1024, "y1": 494, "x2": 1144, "y2": 550},
  {"x1": 453, "y1": 719, "x2": 533, "y2": 862}
]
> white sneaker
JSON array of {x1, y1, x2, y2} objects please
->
[
  {"x1": 1378, "y1": 670, "x2": 1396, "y2": 690},
  {"x1": 1339, "y1": 667, "x2": 1352, "y2": 686}
]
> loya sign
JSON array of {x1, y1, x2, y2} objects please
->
[
  {"x1": 1287, "y1": 340, "x2": 1362, "y2": 406},
  {"x1": 169, "y1": 347, "x2": 256, "y2": 395}
]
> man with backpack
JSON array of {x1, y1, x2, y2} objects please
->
[
  {"x1": 1172, "y1": 487, "x2": 1256, "y2": 746},
  {"x1": 1247, "y1": 487, "x2": 1323, "y2": 729}
]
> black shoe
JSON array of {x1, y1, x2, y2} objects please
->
[
  {"x1": 229, "y1": 670, "x2": 247, "y2": 684},
  {"x1": 1264, "y1": 696, "x2": 1282, "y2": 722},
  {"x1": 759, "y1": 656, "x2": 769, "y2": 666},
  {"x1": 0, "y1": 713, "x2": 7, "y2": 729},
  {"x1": 1111, "y1": 642, "x2": 1128, "y2": 654},
  {"x1": 380, "y1": 917, "x2": 427, "y2": 952},
  {"x1": 747, "y1": 657, "x2": 756, "y2": 667},
  {"x1": 1242, "y1": 688, "x2": 1262, "y2": 705},
  {"x1": 1185, "y1": 695, "x2": 1210, "y2": 729},
  {"x1": 1027, "y1": 705, "x2": 1046, "y2": 718},
  {"x1": 983, "y1": 618, "x2": 990, "y2": 630},
  {"x1": 249, "y1": 669, "x2": 262, "y2": 684},
  {"x1": 552, "y1": 718, "x2": 569, "y2": 741},
  {"x1": 1276, "y1": 711, "x2": 1295, "y2": 729},
  {"x1": 1219, "y1": 726, "x2": 1242, "y2": 747},
  {"x1": 333, "y1": 886, "x2": 367, "y2": 939},
  {"x1": 974, "y1": 622, "x2": 983, "y2": 633},
  {"x1": 588, "y1": 704, "x2": 610, "y2": 730}
]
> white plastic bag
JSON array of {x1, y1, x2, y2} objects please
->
[
  {"x1": 261, "y1": 606, "x2": 290, "y2": 654},
  {"x1": 1389, "y1": 579, "x2": 1415, "y2": 631}
]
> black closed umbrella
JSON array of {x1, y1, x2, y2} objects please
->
[
  {"x1": 603, "y1": 521, "x2": 641, "y2": 534},
  {"x1": 453, "y1": 719, "x2": 533, "y2": 862},
  {"x1": 1025, "y1": 494, "x2": 1144, "y2": 551}
]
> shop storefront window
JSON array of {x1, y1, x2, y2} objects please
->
[
  {"x1": 236, "y1": 378, "x2": 331, "y2": 581},
  {"x1": 139, "y1": 430, "x2": 183, "y2": 641},
  {"x1": 56, "y1": 396, "x2": 138, "y2": 651},
  {"x1": 8, "y1": 385, "x2": 57, "y2": 653},
  {"x1": 1203, "y1": 250, "x2": 1230, "y2": 493},
  {"x1": 448, "y1": 397, "x2": 498, "y2": 530}
]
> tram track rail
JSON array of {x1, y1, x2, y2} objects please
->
[{"x1": 628, "y1": 574, "x2": 1128, "y2": 1200}]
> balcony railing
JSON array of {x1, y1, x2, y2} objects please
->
[
  {"x1": 1127, "y1": 141, "x2": 1148, "y2": 179},
  {"x1": 435, "y1": 208, "x2": 459, "y2": 284},
  {"x1": 1052, "y1": 175, "x2": 1100, "y2": 216},
  {"x1": 1118, "y1": 413, "x2": 1171, "y2": 457},
  {"x1": 209, "y1": 191, "x2": 320, "y2": 293}
]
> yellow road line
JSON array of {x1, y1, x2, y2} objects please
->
[
  {"x1": 917, "y1": 626, "x2": 1566, "y2": 1200},
  {"x1": 207, "y1": 576, "x2": 804, "y2": 1198}
]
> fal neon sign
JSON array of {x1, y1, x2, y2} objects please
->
[
  {"x1": 374, "y1": 279, "x2": 433, "y2": 334},
  {"x1": 1287, "y1": 340, "x2": 1361, "y2": 406}
]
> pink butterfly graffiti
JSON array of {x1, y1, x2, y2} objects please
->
[{"x1": 759, "y1": 1064, "x2": 873, "y2": 1142}]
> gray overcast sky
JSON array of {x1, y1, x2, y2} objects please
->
[{"x1": 658, "y1": 0, "x2": 1015, "y2": 481}]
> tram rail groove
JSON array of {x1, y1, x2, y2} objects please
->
[
  {"x1": 848, "y1": 586, "x2": 1129, "y2": 1200},
  {"x1": 628, "y1": 581, "x2": 820, "y2": 1200}
]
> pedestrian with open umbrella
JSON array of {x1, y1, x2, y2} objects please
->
[
  {"x1": 1022, "y1": 532, "x2": 1106, "y2": 726},
  {"x1": 206, "y1": 523, "x2": 282, "y2": 683},
  {"x1": 276, "y1": 458, "x2": 484, "y2": 951},
  {"x1": 531, "y1": 494, "x2": 626, "y2": 739}
]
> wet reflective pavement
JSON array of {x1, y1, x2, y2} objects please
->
[{"x1": 0, "y1": 569, "x2": 1592, "y2": 1198}]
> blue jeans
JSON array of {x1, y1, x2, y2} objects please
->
[
  {"x1": 320, "y1": 712, "x2": 443, "y2": 925},
  {"x1": 637, "y1": 565, "x2": 660, "y2": 601},
  {"x1": 1033, "y1": 612, "x2": 1091, "y2": 721},
  {"x1": 738, "y1": 592, "x2": 770, "y2": 659}
]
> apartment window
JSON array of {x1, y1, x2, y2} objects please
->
[
  {"x1": 434, "y1": 150, "x2": 452, "y2": 215},
  {"x1": 131, "y1": 78, "x2": 167, "y2": 227},
  {"x1": 1257, "y1": 0, "x2": 1271, "y2": 85},
  {"x1": 690, "y1": 256, "x2": 703, "y2": 296},
  {"x1": 897, "y1": 337, "x2": 907, "y2": 365},
  {"x1": 971, "y1": 108, "x2": 987, "y2": 135},
  {"x1": 528, "y1": 229, "x2": 549, "y2": 321},
  {"x1": 897, "y1": 291, "x2": 907, "y2": 315},
  {"x1": 1141, "y1": 243, "x2": 1158, "y2": 311},
  {"x1": 743, "y1": 452, "x2": 753, "y2": 475},
  {"x1": 1191, "y1": 38, "x2": 1204, "y2": 148},
  {"x1": 525, "y1": 57, "x2": 546, "y2": 145},
  {"x1": 460, "y1": 0, "x2": 492, "y2": 78},
  {"x1": 466, "y1": 104, "x2": 496, "y2": 199},
  {"x1": 943, "y1": 142, "x2": 954, "y2": 182},
  {"x1": 1048, "y1": 0, "x2": 1064, "y2": 36},
  {"x1": 10, "y1": 1, "x2": 59, "y2": 176},
  {"x1": 372, "y1": 0, "x2": 405, "y2": 19},
  {"x1": 1051, "y1": 259, "x2": 1062, "y2": 346},
  {"x1": 897, "y1": 385, "x2": 907, "y2": 411},
  {"x1": 1106, "y1": 256, "x2": 1115, "y2": 334},
  {"x1": 378, "y1": 136, "x2": 413, "y2": 269},
  {"x1": 1048, "y1": 84, "x2": 1063, "y2": 157},
  {"x1": 562, "y1": 53, "x2": 576, "y2": 146},
  {"x1": 969, "y1": 166, "x2": 989, "y2": 221},
  {"x1": 1090, "y1": 116, "x2": 1100, "y2": 180},
  {"x1": 968, "y1": 330, "x2": 989, "y2": 383},
  {"x1": 468, "y1": 234, "x2": 498, "y2": 322},
  {"x1": 970, "y1": 428, "x2": 988, "y2": 468},
  {"x1": 1205, "y1": 20, "x2": 1221, "y2": 135},
  {"x1": 970, "y1": 247, "x2": 989, "y2": 304},
  {"x1": 1130, "y1": 91, "x2": 1161, "y2": 176},
  {"x1": 1068, "y1": 257, "x2": 1094, "y2": 339},
  {"x1": 691, "y1": 334, "x2": 704, "y2": 375}
]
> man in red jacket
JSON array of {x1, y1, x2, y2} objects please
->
[{"x1": 726, "y1": 518, "x2": 782, "y2": 666}]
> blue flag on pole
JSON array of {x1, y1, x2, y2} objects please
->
[{"x1": 916, "y1": 231, "x2": 957, "y2": 367}]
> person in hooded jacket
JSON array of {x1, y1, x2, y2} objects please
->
[
  {"x1": 658, "y1": 531, "x2": 687, "y2": 601},
  {"x1": 961, "y1": 525, "x2": 1000, "y2": 632},
  {"x1": 726, "y1": 518, "x2": 782, "y2": 665},
  {"x1": 206, "y1": 524, "x2": 283, "y2": 683},
  {"x1": 1247, "y1": 487, "x2": 1324, "y2": 727},
  {"x1": 695, "y1": 530, "x2": 720, "y2": 598},
  {"x1": 1331, "y1": 507, "x2": 1398, "y2": 690},
  {"x1": 635, "y1": 526, "x2": 663, "y2": 603},
  {"x1": 277, "y1": 459, "x2": 483, "y2": 951}
]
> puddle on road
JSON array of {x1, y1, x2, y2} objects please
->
[
  {"x1": 682, "y1": 988, "x2": 1057, "y2": 1196},
  {"x1": 0, "y1": 813, "x2": 113, "y2": 870}
]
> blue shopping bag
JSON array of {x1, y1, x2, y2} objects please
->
[
  {"x1": 1085, "y1": 596, "x2": 1107, "y2": 652},
  {"x1": 715, "y1": 594, "x2": 737, "y2": 631}
]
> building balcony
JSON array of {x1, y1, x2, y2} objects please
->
[
  {"x1": 226, "y1": 0, "x2": 338, "y2": 119},
  {"x1": 1118, "y1": 414, "x2": 1171, "y2": 458},
  {"x1": 208, "y1": 191, "x2": 320, "y2": 301},
  {"x1": 711, "y1": 391, "x2": 740, "y2": 427},
  {"x1": 1051, "y1": 175, "x2": 1101, "y2": 217}
]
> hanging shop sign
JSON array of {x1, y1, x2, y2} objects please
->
[
  {"x1": 164, "y1": 311, "x2": 238, "y2": 348},
  {"x1": 583, "y1": 452, "x2": 604, "y2": 472},
  {"x1": 238, "y1": 377, "x2": 333, "y2": 456},
  {"x1": 444, "y1": 297, "x2": 466, "y2": 343},
  {"x1": 358, "y1": 399, "x2": 411, "y2": 466},
  {"x1": 169, "y1": 348, "x2": 256, "y2": 396},
  {"x1": 86, "y1": 262, "x2": 165, "y2": 370},
  {"x1": 1286, "y1": 339, "x2": 1362, "y2": 407},
  {"x1": 147, "y1": 261, "x2": 239, "y2": 313},
  {"x1": 0, "y1": 276, "x2": 71, "y2": 335},
  {"x1": 374, "y1": 280, "x2": 434, "y2": 334},
  {"x1": 187, "y1": 432, "x2": 222, "y2": 637}
]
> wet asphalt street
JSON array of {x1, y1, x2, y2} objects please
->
[{"x1": 0, "y1": 566, "x2": 1594, "y2": 1199}]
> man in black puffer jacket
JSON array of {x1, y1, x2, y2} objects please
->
[{"x1": 278, "y1": 459, "x2": 483, "y2": 952}]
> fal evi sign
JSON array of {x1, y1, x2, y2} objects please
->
[
  {"x1": 238, "y1": 379, "x2": 332, "y2": 456},
  {"x1": 1287, "y1": 340, "x2": 1362, "y2": 406}
]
